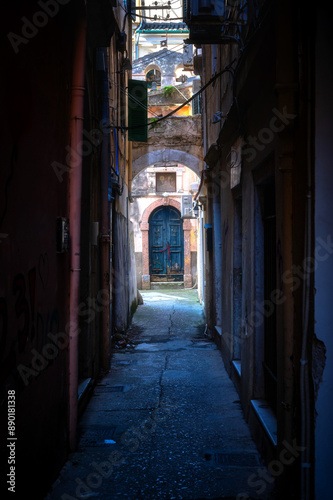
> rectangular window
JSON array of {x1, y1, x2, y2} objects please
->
[
  {"x1": 192, "y1": 93, "x2": 201, "y2": 115},
  {"x1": 156, "y1": 172, "x2": 176, "y2": 193}
]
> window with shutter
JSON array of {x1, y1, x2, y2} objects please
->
[{"x1": 128, "y1": 79, "x2": 148, "y2": 142}]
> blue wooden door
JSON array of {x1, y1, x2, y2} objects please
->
[{"x1": 149, "y1": 207, "x2": 184, "y2": 281}]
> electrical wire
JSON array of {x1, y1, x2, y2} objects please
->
[
  {"x1": 109, "y1": 76, "x2": 198, "y2": 137},
  {"x1": 133, "y1": 13, "x2": 186, "y2": 21},
  {"x1": 131, "y1": 44, "x2": 187, "y2": 65},
  {"x1": 110, "y1": 45, "x2": 196, "y2": 135},
  {"x1": 110, "y1": 75, "x2": 207, "y2": 135},
  {"x1": 129, "y1": 0, "x2": 182, "y2": 9},
  {"x1": 143, "y1": 42, "x2": 185, "y2": 53},
  {"x1": 109, "y1": 59, "x2": 237, "y2": 131},
  {"x1": 131, "y1": 43, "x2": 189, "y2": 67},
  {"x1": 121, "y1": 2, "x2": 185, "y2": 22},
  {"x1": 162, "y1": 0, "x2": 183, "y2": 6},
  {"x1": 111, "y1": 77, "x2": 195, "y2": 138}
]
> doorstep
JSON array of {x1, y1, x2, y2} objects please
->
[
  {"x1": 250, "y1": 399, "x2": 278, "y2": 448},
  {"x1": 150, "y1": 281, "x2": 184, "y2": 290},
  {"x1": 215, "y1": 325, "x2": 222, "y2": 336},
  {"x1": 232, "y1": 359, "x2": 242, "y2": 378},
  {"x1": 78, "y1": 378, "x2": 93, "y2": 417}
]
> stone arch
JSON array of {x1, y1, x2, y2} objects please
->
[
  {"x1": 145, "y1": 64, "x2": 162, "y2": 88},
  {"x1": 144, "y1": 62, "x2": 162, "y2": 75},
  {"x1": 140, "y1": 198, "x2": 192, "y2": 290},
  {"x1": 142, "y1": 198, "x2": 183, "y2": 224},
  {"x1": 132, "y1": 149, "x2": 201, "y2": 179}
]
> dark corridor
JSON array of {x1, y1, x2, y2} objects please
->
[{"x1": 45, "y1": 290, "x2": 275, "y2": 500}]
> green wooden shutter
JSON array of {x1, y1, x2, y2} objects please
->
[
  {"x1": 192, "y1": 93, "x2": 201, "y2": 115},
  {"x1": 128, "y1": 79, "x2": 148, "y2": 143}
]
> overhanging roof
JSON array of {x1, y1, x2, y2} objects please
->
[{"x1": 137, "y1": 21, "x2": 189, "y2": 33}]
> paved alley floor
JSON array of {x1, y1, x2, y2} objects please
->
[{"x1": 45, "y1": 290, "x2": 275, "y2": 500}]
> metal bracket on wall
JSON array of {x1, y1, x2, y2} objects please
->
[{"x1": 100, "y1": 234, "x2": 110, "y2": 243}]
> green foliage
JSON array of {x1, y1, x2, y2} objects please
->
[
  {"x1": 149, "y1": 117, "x2": 158, "y2": 129},
  {"x1": 162, "y1": 85, "x2": 176, "y2": 97}
]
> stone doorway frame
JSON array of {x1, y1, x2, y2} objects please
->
[{"x1": 141, "y1": 198, "x2": 192, "y2": 289}]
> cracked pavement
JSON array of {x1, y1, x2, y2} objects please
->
[{"x1": 45, "y1": 290, "x2": 275, "y2": 500}]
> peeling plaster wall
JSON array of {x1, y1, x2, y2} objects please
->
[
  {"x1": 113, "y1": 209, "x2": 137, "y2": 331},
  {"x1": 113, "y1": 185, "x2": 138, "y2": 331}
]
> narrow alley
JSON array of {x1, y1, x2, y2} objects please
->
[
  {"x1": 1, "y1": 2, "x2": 333, "y2": 499},
  {"x1": 45, "y1": 290, "x2": 274, "y2": 500}
]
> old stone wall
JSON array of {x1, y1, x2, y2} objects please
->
[
  {"x1": 132, "y1": 48, "x2": 183, "y2": 87},
  {"x1": 132, "y1": 115, "x2": 203, "y2": 178}
]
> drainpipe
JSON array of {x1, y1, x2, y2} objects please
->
[
  {"x1": 135, "y1": 30, "x2": 141, "y2": 60},
  {"x1": 100, "y1": 47, "x2": 111, "y2": 370},
  {"x1": 135, "y1": 2, "x2": 144, "y2": 60},
  {"x1": 69, "y1": 15, "x2": 86, "y2": 452}
]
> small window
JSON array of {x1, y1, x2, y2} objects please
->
[
  {"x1": 146, "y1": 69, "x2": 161, "y2": 89},
  {"x1": 192, "y1": 93, "x2": 201, "y2": 115},
  {"x1": 156, "y1": 172, "x2": 176, "y2": 193}
]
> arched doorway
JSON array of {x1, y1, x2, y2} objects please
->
[
  {"x1": 140, "y1": 199, "x2": 193, "y2": 289},
  {"x1": 149, "y1": 206, "x2": 184, "y2": 282}
]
